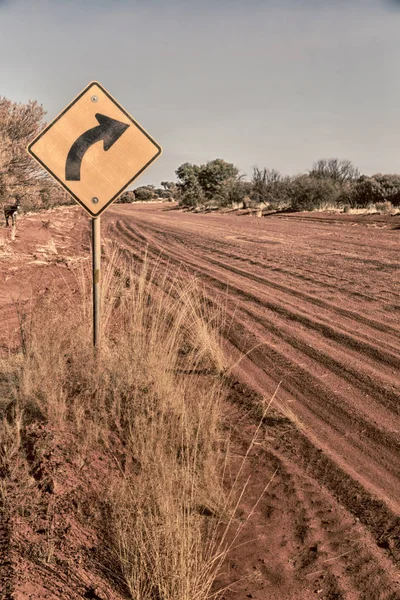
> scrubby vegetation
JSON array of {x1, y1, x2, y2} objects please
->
[
  {"x1": 174, "y1": 157, "x2": 400, "y2": 214},
  {"x1": 117, "y1": 183, "x2": 177, "y2": 203}
]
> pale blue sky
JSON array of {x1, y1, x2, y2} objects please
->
[{"x1": 1, "y1": 0, "x2": 400, "y2": 186}]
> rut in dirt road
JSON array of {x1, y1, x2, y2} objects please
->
[{"x1": 221, "y1": 387, "x2": 400, "y2": 600}]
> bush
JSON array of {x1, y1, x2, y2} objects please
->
[
  {"x1": 350, "y1": 174, "x2": 400, "y2": 208},
  {"x1": 197, "y1": 159, "x2": 239, "y2": 201},
  {"x1": 251, "y1": 167, "x2": 290, "y2": 209},
  {"x1": 0, "y1": 96, "x2": 77, "y2": 212},
  {"x1": 134, "y1": 186, "x2": 155, "y2": 201},
  {"x1": 309, "y1": 158, "x2": 359, "y2": 183},
  {"x1": 212, "y1": 178, "x2": 251, "y2": 208},
  {"x1": 350, "y1": 176, "x2": 382, "y2": 208},
  {"x1": 117, "y1": 190, "x2": 136, "y2": 203},
  {"x1": 373, "y1": 174, "x2": 400, "y2": 206},
  {"x1": 154, "y1": 188, "x2": 172, "y2": 199},
  {"x1": 288, "y1": 175, "x2": 340, "y2": 211},
  {"x1": 179, "y1": 183, "x2": 206, "y2": 208},
  {"x1": 0, "y1": 97, "x2": 45, "y2": 199},
  {"x1": 176, "y1": 160, "x2": 241, "y2": 208}
]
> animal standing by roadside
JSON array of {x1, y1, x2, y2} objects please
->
[{"x1": 4, "y1": 196, "x2": 21, "y2": 227}]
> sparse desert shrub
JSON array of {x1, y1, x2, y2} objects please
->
[
  {"x1": 176, "y1": 159, "x2": 242, "y2": 208},
  {"x1": 309, "y1": 158, "x2": 359, "y2": 183},
  {"x1": 117, "y1": 190, "x2": 136, "y2": 203},
  {"x1": 0, "y1": 97, "x2": 45, "y2": 197},
  {"x1": 197, "y1": 159, "x2": 239, "y2": 201},
  {"x1": 350, "y1": 175, "x2": 381, "y2": 208},
  {"x1": 133, "y1": 186, "x2": 155, "y2": 201},
  {"x1": 350, "y1": 174, "x2": 400, "y2": 208},
  {"x1": 250, "y1": 167, "x2": 294, "y2": 210},
  {"x1": 288, "y1": 175, "x2": 340, "y2": 211},
  {"x1": 373, "y1": 174, "x2": 400, "y2": 206},
  {"x1": 0, "y1": 96, "x2": 72, "y2": 212},
  {"x1": 180, "y1": 185, "x2": 206, "y2": 208},
  {"x1": 213, "y1": 178, "x2": 251, "y2": 208},
  {"x1": 160, "y1": 181, "x2": 177, "y2": 200}
]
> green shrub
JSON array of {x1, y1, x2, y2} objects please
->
[
  {"x1": 288, "y1": 175, "x2": 340, "y2": 211},
  {"x1": 118, "y1": 190, "x2": 136, "y2": 203},
  {"x1": 134, "y1": 186, "x2": 155, "y2": 201},
  {"x1": 350, "y1": 174, "x2": 400, "y2": 208},
  {"x1": 251, "y1": 167, "x2": 289, "y2": 209},
  {"x1": 176, "y1": 159, "x2": 241, "y2": 208}
]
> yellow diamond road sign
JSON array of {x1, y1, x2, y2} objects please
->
[{"x1": 27, "y1": 81, "x2": 162, "y2": 217}]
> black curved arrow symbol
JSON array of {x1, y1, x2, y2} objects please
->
[{"x1": 65, "y1": 113, "x2": 130, "y2": 181}]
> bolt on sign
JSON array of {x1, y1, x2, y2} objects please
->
[{"x1": 27, "y1": 81, "x2": 162, "y2": 217}]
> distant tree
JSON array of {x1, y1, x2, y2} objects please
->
[
  {"x1": 208, "y1": 176, "x2": 246, "y2": 208},
  {"x1": 161, "y1": 181, "x2": 177, "y2": 192},
  {"x1": 251, "y1": 167, "x2": 290, "y2": 208},
  {"x1": 176, "y1": 160, "x2": 241, "y2": 207},
  {"x1": 176, "y1": 163, "x2": 200, "y2": 191},
  {"x1": 134, "y1": 186, "x2": 156, "y2": 201},
  {"x1": 288, "y1": 175, "x2": 340, "y2": 211},
  {"x1": 160, "y1": 181, "x2": 177, "y2": 199},
  {"x1": 309, "y1": 158, "x2": 359, "y2": 183},
  {"x1": 224, "y1": 178, "x2": 252, "y2": 207},
  {"x1": 175, "y1": 162, "x2": 203, "y2": 207},
  {"x1": 117, "y1": 190, "x2": 136, "y2": 203},
  {"x1": 373, "y1": 174, "x2": 400, "y2": 205},
  {"x1": 348, "y1": 176, "x2": 379, "y2": 208},
  {"x1": 0, "y1": 97, "x2": 47, "y2": 205},
  {"x1": 350, "y1": 174, "x2": 400, "y2": 208},
  {"x1": 197, "y1": 159, "x2": 239, "y2": 200},
  {"x1": 252, "y1": 167, "x2": 279, "y2": 206},
  {"x1": 178, "y1": 183, "x2": 205, "y2": 207},
  {"x1": 154, "y1": 187, "x2": 173, "y2": 199},
  {"x1": 0, "y1": 96, "x2": 75, "y2": 211}
]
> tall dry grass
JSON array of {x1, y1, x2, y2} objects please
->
[{"x1": 0, "y1": 245, "x2": 251, "y2": 599}]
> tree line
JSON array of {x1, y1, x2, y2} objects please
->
[
  {"x1": 1, "y1": 95, "x2": 400, "y2": 213},
  {"x1": 172, "y1": 158, "x2": 400, "y2": 212}
]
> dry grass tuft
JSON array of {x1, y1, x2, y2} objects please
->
[{"x1": 0, "y1": 247, "x2": 259, "y2": 598}]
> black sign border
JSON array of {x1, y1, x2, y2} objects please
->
[{"x1": 27, "y1": 81, "x2": 162, "y2": 217}]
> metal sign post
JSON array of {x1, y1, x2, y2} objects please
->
[
  {"x1": 92, "y1": 217, "x2": 101, "y2": 347},
  {"x1": 27, "y1": 81, "x2": 161, "y2": 346}
]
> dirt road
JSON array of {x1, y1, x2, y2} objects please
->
[{"x1": 106, "y1": 203, "x2": 400, "y2": 599}]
